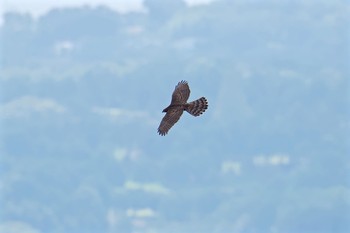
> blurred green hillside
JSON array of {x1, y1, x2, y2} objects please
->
[{"x1": 0, "y1": 1, "x2": 349, "y2": 232}]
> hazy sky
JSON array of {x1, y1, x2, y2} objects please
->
[{"x1": 1, "y1": 0, "x2": 216, "y2": 19}]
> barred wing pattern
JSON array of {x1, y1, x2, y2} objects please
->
[
  {"x1": 157, "y1": 108, "x2": 184, "y2": 136},
  {"x1": 158, "y1": 80, "x2": 208, "y2": 136},
  {"x1": 171, "y1": 80, "x2": 190, "y2": 104}
]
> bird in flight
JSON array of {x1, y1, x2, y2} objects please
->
[{"x1": 158, "y1": 80, "x2": 208, "y2": 136}]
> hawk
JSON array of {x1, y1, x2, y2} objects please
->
[{"x1": 158, "y1": 80, "x2": 208, "y2": 136}]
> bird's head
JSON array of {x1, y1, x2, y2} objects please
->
[{"x1": 162, "y1": 106, "x2": 169, "y2": 113}]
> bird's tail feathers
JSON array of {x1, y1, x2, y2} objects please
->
[{"x1": 186, "y1": 97, "x2": 208, "y2": 116}]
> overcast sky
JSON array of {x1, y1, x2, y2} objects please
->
[{"x1": 1, "y1": 0, "x2": 216, "y2": 23}]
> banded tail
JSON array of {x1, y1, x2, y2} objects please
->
[{"x1": 185, "y1": 97, "x2": 208, "y2": 116}]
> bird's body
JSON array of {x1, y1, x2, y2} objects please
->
[
  {"x1": 162, "y1": 104, "x2": 186, "y2": 113},
  {"x1": 158, "y1": 80, "x2": 208, "y2": 136}
]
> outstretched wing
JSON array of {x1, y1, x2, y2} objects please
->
[
  {"x1": 158, "y1": 108, "x2": 184, "y2": 136},
  {"x1": 171, "y1": 80, "x2": 190, "y2": 105}
]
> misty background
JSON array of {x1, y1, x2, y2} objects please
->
[{"x1": 0, "y1": 0, "x2": 349, "y2": 232}]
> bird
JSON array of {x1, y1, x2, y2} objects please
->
[{"x1": 158, "y1": 80, "x2": 208, "y2": 136}]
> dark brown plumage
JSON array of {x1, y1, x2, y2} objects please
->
[{"x1": 158, "y1": 80, "x2": 208, "y2": 136}]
